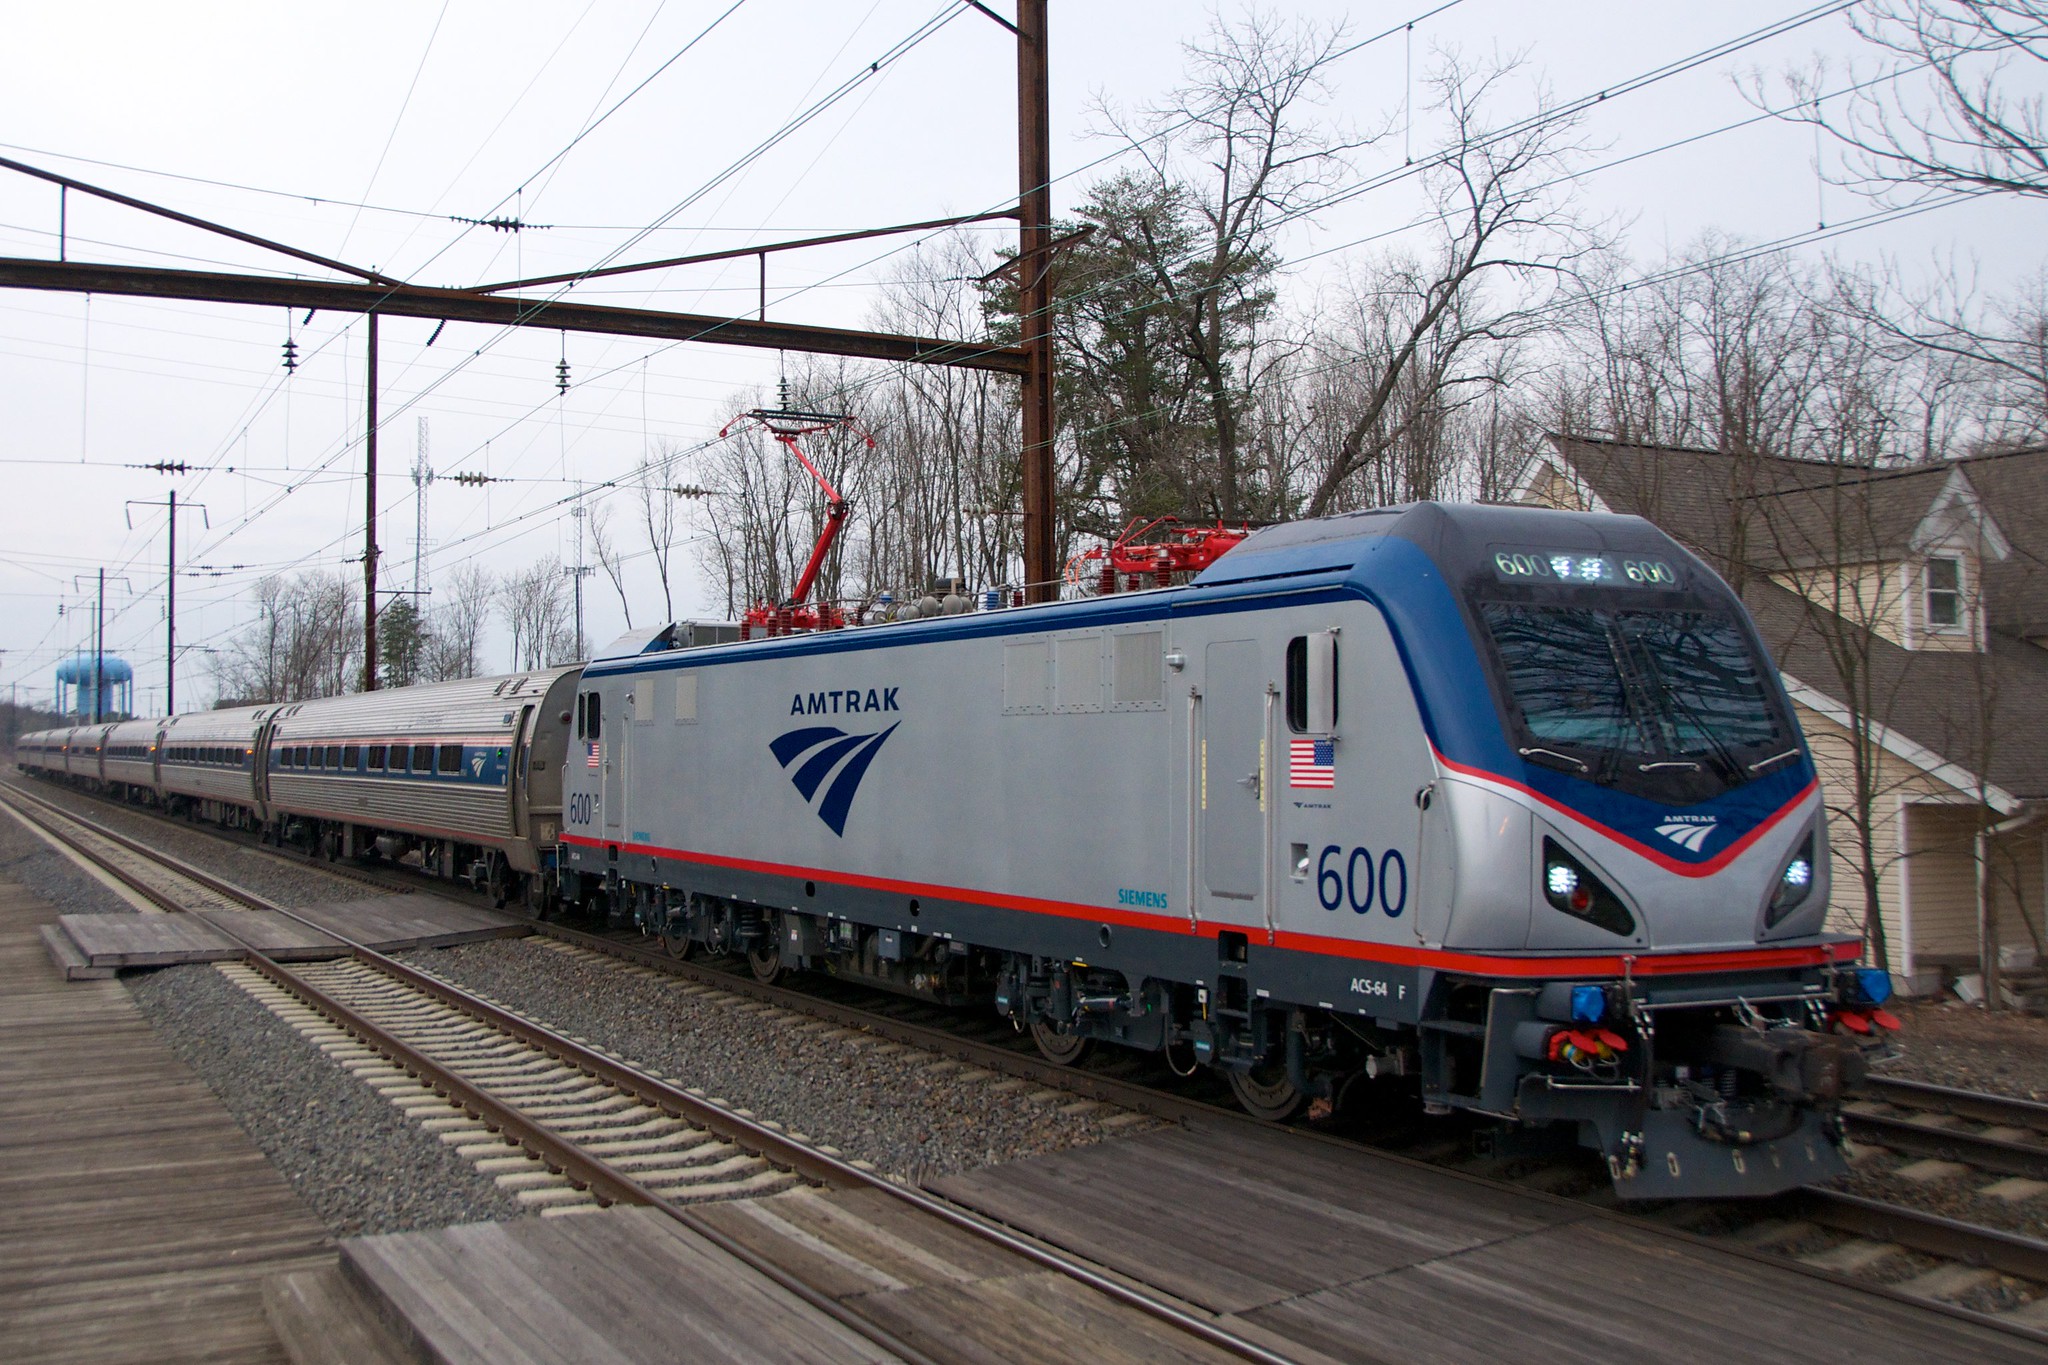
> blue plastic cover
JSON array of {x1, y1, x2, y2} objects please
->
[
  {"x1": 1570, "y1": 984, "x2": 1606, "y2": 1024},
  {"x1": 1853, "y1": 967, "x2": 1894, "y2": 1006}
]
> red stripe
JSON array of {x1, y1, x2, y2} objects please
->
[
  {"x1": 1430, "y1": 745, "x2": 1815, "y2": 877},
  {"x1": 560, "y1": 832, "x2": 1861, "y2": 978}
]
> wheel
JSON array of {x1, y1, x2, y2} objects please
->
[
  {"x1": 1030, "y1": 1014, "x2": 1093, "y2": 1066},
  {"x1": 662, "y1": 928, "x2": 695, "y2": 960},
  {"x1": 1228, "y1": 1059, "x2": 1307, "y2": 1122},
  {"x1": 747, "y1": 912, "x2": 785, "y2": 983}
]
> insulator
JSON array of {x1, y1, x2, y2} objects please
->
[
  {"x1": 555, "y1": 357, "x2": 570, "y2": 394},
  {"x1": 281, "y1": 337, "x2": 299, "y2": 372}
]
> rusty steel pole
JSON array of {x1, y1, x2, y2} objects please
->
[
  {"x1": 364, "y1": 311, "x2": 379, "y2": 692},
  {"x1": 1017, "y1": 0, "x2": 1056, "y2": 603},
  {"x1": 166, "y1": 490, "x2": 175, "y2": 715}
]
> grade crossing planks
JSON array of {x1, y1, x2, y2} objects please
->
[
  {"x1": 929, "y1": 1119, "x2": 2048, "y2": 1364},
  {"x1": 49, "y1": 894, "x2": 527, "y2": 974},
  {"x1": 282, "y1": 895, "x2": 528, "y2": 952},
  {"x1": 342, "y1": 1207, "x2": 899, "y2": 1365},
  {"x1": 0, "y1": 877, "x2": 333, "y2": 1364},
  {"x1": 337, "y1": 1189, "x2": 1268, "y2": 1365}
]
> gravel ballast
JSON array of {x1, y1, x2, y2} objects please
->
[
  {"x1": 127, "y1": 961, "x2": 527, "y2": 1235},
  {"x1": 1880, "y1": 999, "x2": 2048, "y2": 1102},
  {"x1": 0, "y1": 789, "x2": 526, "y2": 1237},
  {"x1": 4, "y1": 776, "x2": 373, "y2": 908},
  {"x1": 402, "y1": 937, "x2": 1156, "y2": 1183}
]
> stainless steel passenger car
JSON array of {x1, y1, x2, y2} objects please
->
[
  {"x1": 157, "y1": 706, "x2": 271, "y2": 825},
  {"x1": 260, "y1": 668, "x2": 578, "y2": 897},
  {"x1": 100, "y1": 717, "x2": 161, "y2": 798}
]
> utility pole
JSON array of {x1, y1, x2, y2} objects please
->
[
  {"x1": 127, "y1": 491, "x2": 207, "y2": 716},
  {"x1": 570, "y1": 492, "x2": 594, "y2": 661},
  {"x1": 1016, "y1": 0, "x2": 1057, "y2": 602},
  {"x1": 412, "y1": 416, "x2": 432, "y2": 601},
  {"x1": 71, "y1": 574, "x2": 131, "y2": 722},
  {"x1": 94, "y1": 568, "x2": 104, "y2": 723},
  {"x1": 364, "y1": 311, "x2": 380, "y2": 691}
]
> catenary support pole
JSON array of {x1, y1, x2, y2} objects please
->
[
  {"x1": 94, "y1": 567, "x2": 104, "y2": 724},
  {"x1": 166, "y1": 490, "x2": 175, "y2": 715},
  {"x1": 364, "y1": 312, "x2": 379, "y2": 691},
  {"x1": 1017, "y1": 0, "x2": 1056, "y2": 602}
]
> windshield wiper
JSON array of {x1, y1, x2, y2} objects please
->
[
  {"x1": 1519, "y1": 746, "x2": 1589, "y2": 773},
  {"x1": 1613, "y1": 626, "x2": 1744, "y2": 777}
]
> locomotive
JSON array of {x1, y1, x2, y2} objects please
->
[{"x1": 22, "y1": 502, "x2": 1894, "y2": 1198}]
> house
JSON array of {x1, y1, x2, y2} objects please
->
[{"x1": 1513, "y1": 436, "x2": 2048, "y2": 999}]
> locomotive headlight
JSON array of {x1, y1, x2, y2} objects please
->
[
  {"x1": 1540, "y1": 839, "x2": 1636, "y2": 935},
  {"x1": 1768, "y1": 835, "x2": 1818, "y2": 923}
]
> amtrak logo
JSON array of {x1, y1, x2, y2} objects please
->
[
  {"x1": 1654, "y1": 816, "x2": 1718, "y2": 853},
  {"x1": 770, "y1": 723, "x2": 901, "y2": 836}
]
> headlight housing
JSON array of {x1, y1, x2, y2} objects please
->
[
  {"x1": 1541, "y1": 839, "x2": 1636, "y2": 936},
  {"x1": 1767, "y1": 834, "x2": 1817, "y2": 925}
]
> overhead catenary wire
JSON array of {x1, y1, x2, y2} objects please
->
[{"x1": 0, "y1": 0, "x2": 1957, "y2": 683}]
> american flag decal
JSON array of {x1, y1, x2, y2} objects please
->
[
  {"x1": 1289, "y1": 737, "x2": 1335, "y2": 788},
  {"x1": 585, "y1": 741, "x2": 601, "y2": 770}
]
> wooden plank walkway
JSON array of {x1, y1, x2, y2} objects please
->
[
  {"x1": 337, "y1": 1188, "x2": 1273, "y2": 1365},
  {"x1": 343, "y1": 1207, "x2": 897, "y2": 1365},
  {"x1": 51, "y1": 894, "x2": 526, "y2": 975},
  {"x1": 0, "y1": 877, "x2": 334, "y2": 1364},
  {"x1": 930, "y1": 1120, "x2": 2048, "y2": 1364}
]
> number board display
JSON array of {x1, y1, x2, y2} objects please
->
[{"x1": 1490, "y1": 547, "x2": 1681, "y2": 589}]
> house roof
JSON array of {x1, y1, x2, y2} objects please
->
[{"x1": 1528, "y1": 435, "x2": 2048, "y2": 803}]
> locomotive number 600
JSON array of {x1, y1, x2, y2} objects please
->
[
  {"x1": 1316, "y1": 845, "x2": 1407, "y2": 917},
  {"x1": 567, "y1": 792, "x2": 596, "y2": 826}
]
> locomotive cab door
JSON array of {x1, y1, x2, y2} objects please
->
[
  {"x1": 601, "y1": 690, "x2": 624, "y2": 842},
  {"x1": 1201, "y1": 639, "x2": 1266, "y2": 918}
]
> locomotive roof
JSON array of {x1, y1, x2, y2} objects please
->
[{"x1": 1192, "y1": 501, "x2": 1676, "y2": 588}]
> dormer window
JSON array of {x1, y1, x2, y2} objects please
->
[{"x1": 1925, "y1": 557, "x2": 1964, "y2": 631}]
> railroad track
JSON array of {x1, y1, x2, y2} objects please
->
[
  {"x1": 0, "y1": 779, "x2": 1308, "y2": 1365},
  {"x1": 15, "y1": 776, "x2": 2048, "y2": 1340},
  {"x1": 1845, "y1": 1076, "x2": 2048, "y2": 1182}
]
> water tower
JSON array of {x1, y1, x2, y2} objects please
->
[{"x1": 55, "y1": 655, "x2": 134, "y2": 720}]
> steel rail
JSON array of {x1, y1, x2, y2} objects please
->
[
  {"x1": 3, "y1": 783, "x2": 1304, "y2": 1365},
  {"x1": 1845, "y1": 1109, "x2": 2048, "y2": 1182},
  {"x1": 523, "y1": 935, "x2": 2048, "y2": 1342},
  {"x1": 0, "y1": 785, "x2": 942, "y2": 1365},
  {"x1": 18, "y1": 777, "x2": 2048, "y2": 1346},
  {"x1": 1866, "y1": 1075, "x2": 2048, "y2": 1133},
  {"x1": 1796, "y1": 1188, "x2": 2048, "y2": 1283}
]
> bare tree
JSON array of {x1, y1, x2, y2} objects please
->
[
  {"x1": 588, "y1": 500, "x2": 634, "y2": 631},
  {"x1": 1302, "y1": 54, "x2": 1604, "y2": 515},
  {"x1": 423, "y1": 562, "x2": 495, "y2": 681},
  {"x1": 1770, "y1": 1, "x2": 2048, "y2": 205},
  {"x1": 214, "y1": 571, "x2": 361, "y2": 702},
  {"x1": 499, "y1": 558, "x2": 574, "y2": 670},
  {"x1": 1084, "y1": 10, "x2": 1370, "y2": 523},
  {"x1": 640, "y1": 439, "x2": 690, "y2": 623},
  {"x1": 866, "y1": 234, "x2": 1023, "y2": 595}
]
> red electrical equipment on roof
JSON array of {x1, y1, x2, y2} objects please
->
[
  {"x1": 718, "y1": 406, "x2": 876, "y2": 639},
  {"x1": 1071, "y1": 515, "x2": 1252, "y2": 595}
]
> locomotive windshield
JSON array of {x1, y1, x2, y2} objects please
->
[{"x1": 1479, "y1": 602, "x2": 1791, "y2": 798}]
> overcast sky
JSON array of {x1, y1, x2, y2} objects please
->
[{"x1": 0, "y1": 1, "x2": 2037, "y2": 713}]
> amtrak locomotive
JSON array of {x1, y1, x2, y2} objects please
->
[{"x1": 22, "y1": 503, "x2": 1895, "y2": 1198}]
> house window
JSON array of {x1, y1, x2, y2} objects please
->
[{"x1": 1925, "y1": 557, "x2": 1963, "y2": 630}]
